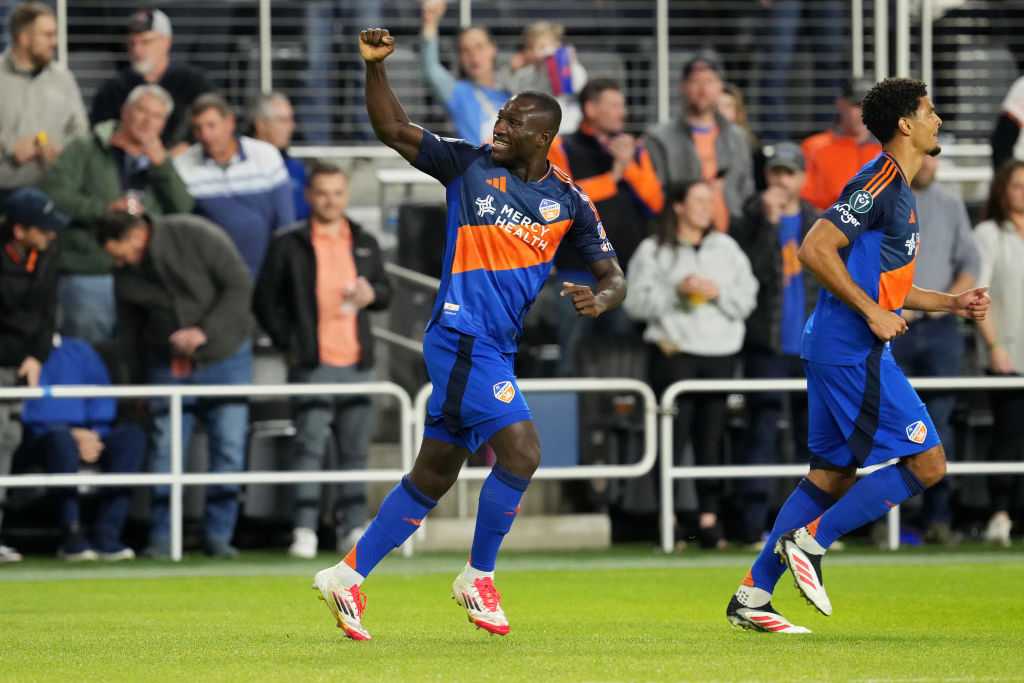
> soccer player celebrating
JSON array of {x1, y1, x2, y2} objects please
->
[
  {"x1": 312, "y1": 28, "x2": 625, "y2": 641},
  {"x1": 726, "y1": 78, "x2": 991, "y2": 633}
]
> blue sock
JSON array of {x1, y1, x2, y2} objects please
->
[
  {"x1": 810, "y1": 464, "x2": 925, "y2": 549},
  {"x1": 470, "y1": 465, "x2": 530, "y2": 572},
  {"x1": 746, "y1": 478, "x2": 835, "y2": 592},
  {"x1": 344, "y1": 475, "x2": 436, "y2": 578}
]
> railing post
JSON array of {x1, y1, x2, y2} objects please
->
[
  {"x1": 56, "y1": 0, "x2": 68, "y2": 66},
  {"x1": 259, "y1": 0, "x2": 272, "y2": 94},
  {"x1": 852, "y1": 0, "x2": 864, "y2": 79},
  {"x1": 656, "y1": 0, "x2": 670, "y2": 124},
  {"x1": 887, "y1": 506, "x2": 901, "y2": 551},
  {"x1": 660, "y1": 391, "x2": 675, "y2": 553},
  {"x1": 170, "y1": 392, "x2": 184, "y2": 562}
]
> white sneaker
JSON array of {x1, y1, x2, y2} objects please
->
[
  {"x1": 452, "y1": 564, "x2": 510, "y2": 636},
  {"x1": 776, "y1": 527, "x2": 832, "y2": 617},
  {"x1": 984, "y1": 512, "x2": 1013, "y2": 548},
  {"x1": 289, "y1": 527, "x2": 318, "y2": 559},
  {"x1": 0, "y1": 544, "x2": 23, "y2": 563},
  {"x1": 98, "y1": 547, "x2": 136, "y2": 562},
  {"x1": 312, "y1": 563, "x2": 371, "y2": 641},
  {"x1": 726, "y1": 586, "x2": 811, "y2": 634}
]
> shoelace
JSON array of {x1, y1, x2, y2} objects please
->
[
  {"x1": 346, "y1": 585, "x2": 367, "y2": 617},
  {"x1": 473, "y1": 577, "x2": 502, "y2": 612}
]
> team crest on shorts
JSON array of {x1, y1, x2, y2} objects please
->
[
  {"x1": 539, "y1": 198, "x2": 561, "y2": 222},
  {"x1": 493, "y1": 381, "x2": 516, "y2": 404},
  {"x1": 906, "y1": 420, "x2": 928, "y2": 444}
]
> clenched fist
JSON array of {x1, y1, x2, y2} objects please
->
[{"x1": 360, "y1": 28, "x2": 396, "y2": 63}]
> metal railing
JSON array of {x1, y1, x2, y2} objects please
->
[
  {"x1": 0, "y1": 382, "x2": 414, "y2": 562},
  {"x1": 659, "y1": 377, "x2": 1024, "y2": 554}
]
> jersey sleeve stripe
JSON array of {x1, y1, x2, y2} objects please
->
[
  {"x1": 862, "y1": 159, "x2": 894, "y2": 195},
  {"x1": 878, "y1": 258, "x2": 916, "y2": 310},
  {"x1": 451, "y1": 219, "x2": 574, "y2": 274},
  {"x1": 868, "y1": 164, "x2": 898, "y2": 198}
]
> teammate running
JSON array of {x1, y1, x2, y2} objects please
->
[
  {"x1": 313, "y1": 28, "x2": 625, "y2": 641},
  {"x1": 726, "y1": 78, "x2": 991, "y2": 633}
]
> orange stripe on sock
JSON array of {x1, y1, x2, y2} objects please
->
[
  {"x1": 806, "y1": 515, "x2": 822, "y2": 537},
  {"x1": 742, "y1": 570, "x2": 755, "y2": 587},
  {"x1": 343, "y1": 546, "x2": 357, "y2": 570}
]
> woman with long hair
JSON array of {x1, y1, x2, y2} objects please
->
[
  {"x1": 973, "y1": 159, "x2": 1024, "y2": 546},
  {"x1": 624, "y1": 180, "x2": 758, "y2": 547}
]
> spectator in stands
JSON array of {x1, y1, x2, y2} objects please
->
[
  {"x1": 624, "y1": 180, "x2": 758, "y2": 548},
  {"x1": 420, "y1": 0, "x2": 510, "y2": 146},
  {"x1": 646, "y1": 53, "x2": 755, "y2": 233},
  {"x1": 255, "y1": 162, "x2": 392, "y2": 559},
  {"x1": 505, "y1": 21, "x2": 587, "y2": 135},
  {"x1": 991, "y1": 75, "x2": 1024, "y2": 171},
  {"x1": 0, "y1": 188, "x2": 70, "y2": 564},
  {"x1": 43, "y1": 83, "x2": 193, "y2": 346},
  {"x1": 800, "y1": 78, "x2": 881, "y2": 211},
  {"x1": 251, "y1": 92, "x2": 309, "y2": 221},
  {"x1": 973, "y1": 160, "x2": 1024, "y2": 548},
  {"x1": 90, "y1": 8, "x2": 213, "y2": 156},
  {"x1": 98, "y1": 211, "x2": 253, "y2": 558},
  {"x1": 0, "y1": 1, "x2": 88, "y2": 203},
  {"x1": 731, "y1": 141, "x2": 819, "y2": 548},
  {"x1": 548, "y1": 78, "x2": 663, "y2": 375},
  {"x1": 890, "y1": 153, "x2": 980, "y2": 545},
  {"x1": 175, "y1": 93, "x2": 294, "y2": 279},
  {"x1": 18, "y1": 337, "x2": 145, "y2": 561},
  {"x1": 719, "y1": 82, "x2": 766, "y2": 192}
]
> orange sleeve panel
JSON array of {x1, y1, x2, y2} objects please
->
[
  {"x1": 576, "y1": 172, "x2": 619, "y2": 202},
  {"x1": 547, "y1": 137, "x2": 572, "y2": 180},
  {"x1": 622, "y1": 147, "x2": 665, "y2": 214}
]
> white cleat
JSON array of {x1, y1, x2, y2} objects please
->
[
  {"x1": 312, "y1": 565, "x2": 371, "y2": 641},
  {"x1": 726, "y1": 594, "x2": 812, "y2": 634},
  {"x1": 984, "y1": 512, "x2": 1013, "y2": 548},
  {"x1": 452, "y1": 564, "x2": 510, "y2": 636},
  {"x1": 776, "y1": 527, "x2": 832, "y2": 617},
  {"x1": 289, "y1": 527, "x2": 318, "y2": 559}
]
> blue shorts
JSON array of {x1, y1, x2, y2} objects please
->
[
  {"x1": 422, "y1": 324, "x2": 532, "y2": 454},
  {"x1": 804, "y1": 344, "x2": 940, "y2": 469}
]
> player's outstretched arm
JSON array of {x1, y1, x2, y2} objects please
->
[
  {"x1": 798, "y1": 218, "x2": 908, "y2": 342},
  {"x1": 561, "y1": 257, "x2": 626, "y2": 318},
  {"x1": 905, "y1": 285, "x2": 991, "y2": 321},
  {"x1": 360, "y1": 28, "x2": 423, "y2": 163}
]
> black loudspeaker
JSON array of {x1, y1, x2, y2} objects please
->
[{"x1": 397, "y1": 202, "x2": 448, "y2": 279}]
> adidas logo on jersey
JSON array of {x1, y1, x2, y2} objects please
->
[
  {"x1": 493, "y1": 381, "x2": 516, "y2": 404},
  {"x1": 906, "y1": 420, "x2": 928, "y2": 444},
  {"x1": 486, "y1": 176, "x2": 507, "y2": 192}
]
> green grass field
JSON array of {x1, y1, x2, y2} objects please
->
[{"x1": 2, "y1": 547, "x2": 1022, "y2": 682}]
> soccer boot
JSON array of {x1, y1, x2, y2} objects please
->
[
  {"x1": 452, "y1": 564, "x2": 510, "y2": 636},
  {"x1": 313, "y1": 564, "x2": 371, "y2": 641},
  {"x1": 726, "y1": 586, "x2": 811, "y2": 634},
  {"x1": 776, "y1": 527, "x2": 832, "y2": 616}
]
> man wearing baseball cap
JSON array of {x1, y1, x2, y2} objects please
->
[
  {"x1": 90, "y1": 7, "x2": 213, "y2": 155},
  {"x1": 800, "y1": 78, "x2": 881, "y2": 211},
  {"x1": 0, "y1": 187, "x2": 70, "y2": 564},
  {"x1": 731, "y1": 141, "x2": 821, "y2": 548}
]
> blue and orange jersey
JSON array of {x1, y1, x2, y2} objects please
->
[
  {"x1": 801, "y1": 152, "x2": 920, "y2": 365},
  {"x1": 412, "y1": 129, "x2": 616, "y2": 352}
]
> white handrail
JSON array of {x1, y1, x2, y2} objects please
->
[
  {"x1": 0, "y1": 383, "x2": 415, "y2": 562},
  {"x1": 413, "y1": 378, "x2": 659, "y2": 480},
  {"x1": 659, "y1": 376, "x2": 1024, "y2": 554}
]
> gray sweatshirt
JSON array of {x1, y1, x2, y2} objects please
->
[
  {"x1": 624, "y1": 232, "x2": 758, "y2": 356},
  {"x1": 0, "y1": 50, "x2": 88, "y2": 190}
]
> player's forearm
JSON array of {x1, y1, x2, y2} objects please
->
[
  {"x1": 904, "y1": 285, "x2": 955, "y2": 313},
  {"x1": 365, "y1": 62, "x2": 412, "y2": 146},
  {"x1": 798, "y1": 239, "x2": 880, "y2": 320},
  {"x1": 595, "y1": 268, "x2": 627, "y2": 314}
]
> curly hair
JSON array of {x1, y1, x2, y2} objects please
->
[{"x1": 861, "y1": 78, "x2": 928, "y2": 144}]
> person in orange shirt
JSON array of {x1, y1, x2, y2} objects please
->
[
  {"x1": 801, "y1": 78, "x2": 881, "y2": 211},
  {"x1": 254, "y1": 162, "x2": 392, "y2": 560}
]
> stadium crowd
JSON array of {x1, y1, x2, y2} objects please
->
[{"x1": 0, "y1": 1, "x2": 1020, "y2": 562}]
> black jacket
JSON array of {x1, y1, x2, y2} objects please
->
[
  {"x1": 0, "y1": 240, "x2": 58, "y2": 367},
  {"x1": 731, "y1": 194, "x2": 820, "y2": 354},
  {"x1": 254, "y1": 219, "x2": 392, "y2": 370}
]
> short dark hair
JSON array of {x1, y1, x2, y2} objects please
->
[
  {"x1": 190, "y1": 93, "x2": 234, "y2": 120},
  {"x1": 861, "y1": 78, "x2": 929, "y2": 144},
  {"x1": 8, "y1": 1, "x2": 54, "y2": 41},
  {"x1": 306, "y1": 161, "x2": 349, "y2": 188},
  {"x1": 578, "y1": 78, "x2": 620, "y2": 112},
  {"x1": 984, "y1": 159, "x2": 1024, "y2": 226},
  {"x1": 96, "y1": 211, "x2": 147, "y2": 244},
  {"x1": 515, "y1": 91, "x2": 562, "y2": 136},
  {"x1": 657, "y1": 179, "x2": 710, "y2": 246}
]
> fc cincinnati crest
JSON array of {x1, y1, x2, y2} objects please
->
[
  {"x1": 905, "y1": 420, "x2": 928, "y2": 445},
  {"x1": 539, "y1": 198, "x2": 561, "y2": 222},
  {"x1": 849, "y1": 189, "x2": 873, "y2": 214},
  {"x1": 493, "y1": 381, "x2": 516, "y2": 404}
]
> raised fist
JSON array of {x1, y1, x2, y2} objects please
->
[{"x1": 359, "y1": 28, "x2": 396, "y2": 63}]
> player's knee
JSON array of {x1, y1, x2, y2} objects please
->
[
  {"x1": 907, "y1": 445, "x2": 947, "y2": 488},
  {"x1": 491, "y1": 422, "x2": 541, "y2": 479}
]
